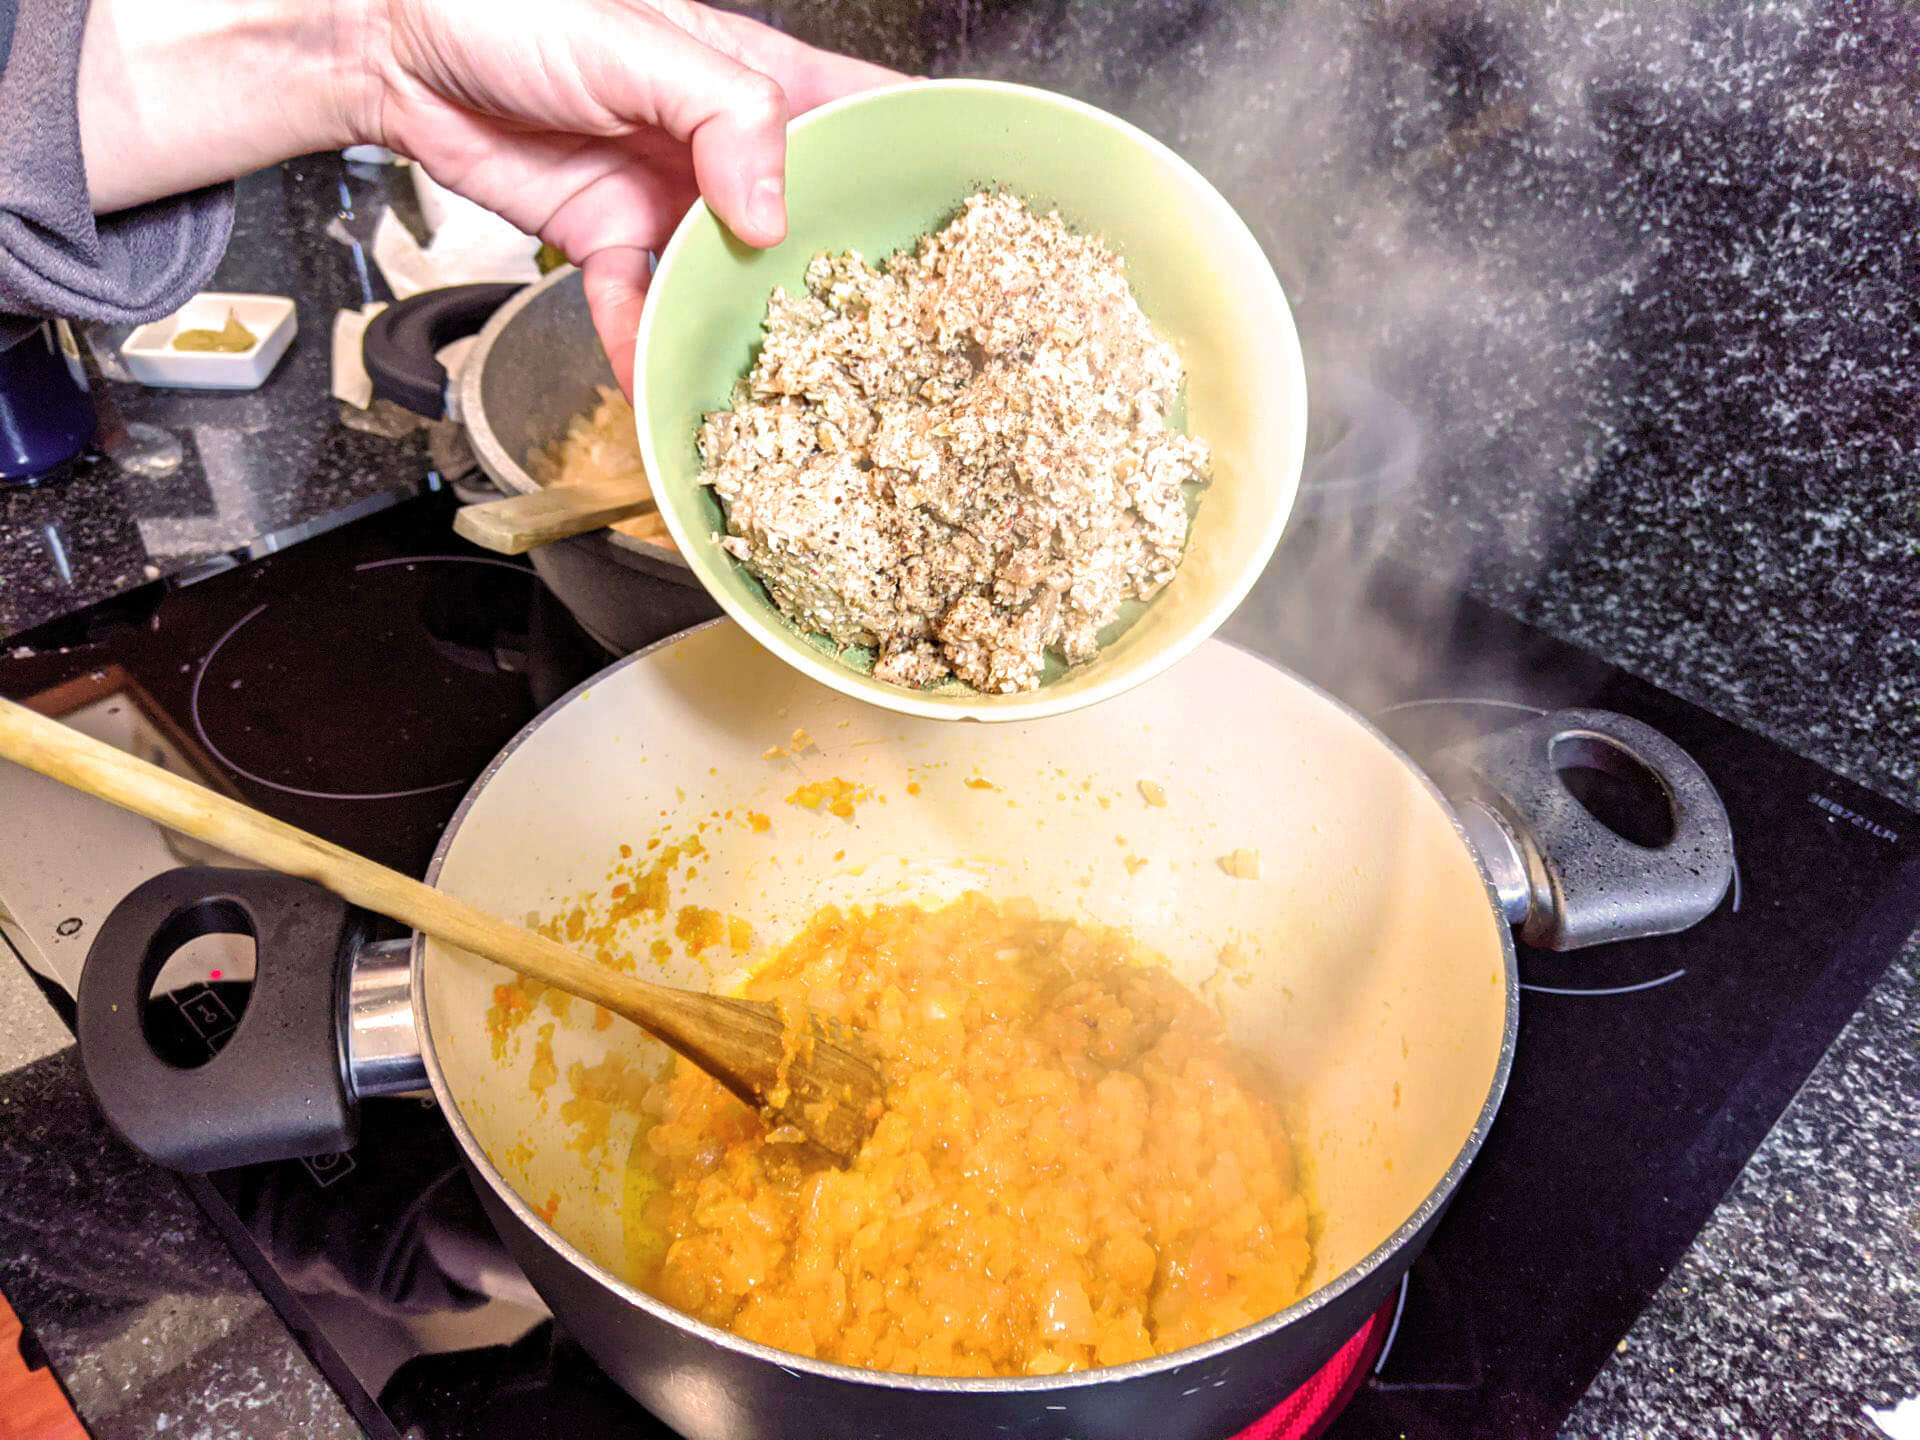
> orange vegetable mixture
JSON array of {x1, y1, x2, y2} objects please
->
[{"x1": 630, "y1": 894, "x2": 1312, "y2": 1376}]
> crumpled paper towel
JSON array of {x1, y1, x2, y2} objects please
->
[
  {"x1": 332, "y1": 165, "x2": 542, "y2": 409},
  {"x1": 370, "y1": 167, "x2": 542, "y2": 300},
  {"x1": 330, "y1": 300, "x2": 388, "y2": 409}
]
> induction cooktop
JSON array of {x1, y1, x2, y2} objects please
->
[{"x1": 1, "y1": 485, "x2": 1913, "y2": 1439}]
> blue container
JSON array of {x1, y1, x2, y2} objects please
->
[{"x1": 0, "y1": 317, "x2": 96, "y2": 483}]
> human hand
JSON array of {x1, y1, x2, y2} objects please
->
[
  {"x1": 77, "y1": 0, "x2": 895, "y2": 392},
  {"x1": 351, "y1": 0, "x2": 900, "y2": 394}
]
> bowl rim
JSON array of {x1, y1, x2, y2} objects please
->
[{"x1": 634, "y1": 77, "x2": 1306, "y2": 723}]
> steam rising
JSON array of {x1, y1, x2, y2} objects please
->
[{"x1": 924, "y1": 0, "x2": 1821, "y2": 713}]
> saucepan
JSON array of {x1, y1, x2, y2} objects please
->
[
  {"x1": 361, "y1": 265, "x2": 708, "y2": 656},
  {"x1": 74, "y1": 622, "x2": 1731, "y2": 1439}
]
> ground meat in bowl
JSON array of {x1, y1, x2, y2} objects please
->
[{"x1": 697, "y1": 191, "x2": 1211, "y2": 694}]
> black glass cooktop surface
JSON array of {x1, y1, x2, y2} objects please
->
[{"x1": 3, "y1": 487, "x2": 1913, "y2": 1439}]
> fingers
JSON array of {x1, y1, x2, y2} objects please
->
[
  {"x1": 685, "y1": 73, "x2": 789, "y2": 248},
  {"x1": 697, "y1": 9, "x2": 905, "y2": 115},
  {"x1": 581, "y1": 246, "x2": 653, "y2": 399},
  {"x1": 582, "y1": 10, "x2": 791, "y2": 246},
  {"x1": 409, "y1": 108, "x2": 695, "y2": 254},
  {"x1": 580, "y1": 3, "x2": 900, "y2": 246},
  {"x1": 563, "y1": 8, "x2": 898, "y2": 392}
]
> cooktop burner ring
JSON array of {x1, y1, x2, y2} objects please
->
[
  {"x1": 188, "y1": 554, "x2": 538, "y2": 802},
  {"x1": 1373, "y1": 696, "x2": 1547, "y2": 722},
  {"x1": 1371, "y1": 1271, "x2": 1411, "y2": 1378}
]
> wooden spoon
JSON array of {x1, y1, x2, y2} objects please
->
[
  {"x1": 0, "y1": 696, "x2": 883, "y2": 1161},
  {"x1": 454, "y1": 475, "x2": 657, "y2": 555}
]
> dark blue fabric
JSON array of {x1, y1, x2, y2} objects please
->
[{"x1": 0, "y1": 0, "x2": 232, "y2": 323}]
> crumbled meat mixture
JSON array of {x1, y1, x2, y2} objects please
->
[
  {"x1": 697, "y1": 191, "x2": 1211, "y2": 693},
  {"x1": 634, "y1": 894, "x2": 1312, "y2": 1374}
]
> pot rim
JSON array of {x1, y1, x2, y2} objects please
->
[
  {"x1": 455, "y1": 264, "x2": 687, "y2": 570},
  {"x1": 456, "y1": 264, "x2": 574, "y2": 502},
  {"x1": 414, "y1": 618, "x2": 1521, "y2": 1394}
]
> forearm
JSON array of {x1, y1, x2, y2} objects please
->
[{"x1": 76, "y1": 0, "x2": 368, "y2": 214}]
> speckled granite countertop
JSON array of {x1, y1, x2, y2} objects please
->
[
  {"x1": 0, "y1": 1040, "x2": 361, "y2": 1438},
  {"x1": 0, "y1": 2, "x2": 1915, "y2": 1438},
  {"x1": 0, "y1": 161, "x2": 436, "y2": 640}
]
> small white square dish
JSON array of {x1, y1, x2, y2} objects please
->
[{"x1": 121, "y1": 293, "x2": 297, "y2": 390}]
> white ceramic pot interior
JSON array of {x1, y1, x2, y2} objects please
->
[{"x1": 424, "y1": 622, "x2": 1509, "y2": 1317}]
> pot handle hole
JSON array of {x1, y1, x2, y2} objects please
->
[
  {"x1": 75, "y1": 867, "x2": 423, "y2": 1172},
  {"x1": 1436, "y1": 709, "x2": 1735, "y2": 951},
  {"x1": 363, "y1": 282, "x2": 525, "y2": 418}
]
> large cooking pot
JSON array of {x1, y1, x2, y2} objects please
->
[{"x1": 75, "y1": 623, "x2": 1731, "y2": 1439}]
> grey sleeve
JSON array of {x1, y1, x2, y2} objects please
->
[{"x1": 0, "y1": 0, "x2": 234, "y2": 324}]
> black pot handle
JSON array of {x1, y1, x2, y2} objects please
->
[
  {"x1": 363, "y1": 282, "x2": 524, "y2": 417},
  {"x1": 1437, "y1": 710, "x2": 1735, "y2": 950},
  {"x1": 76, "y1": 868, "x2": 367, "y2": 1172}
]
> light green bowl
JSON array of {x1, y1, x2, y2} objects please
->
[{"x1": 635, "y1": 79, "x2": 1307, "y2": 722}]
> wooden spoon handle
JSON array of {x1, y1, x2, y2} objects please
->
[
  {"x1": 453, "y1": 476, "x2": 658, "y2": 555},
  {"x1": 0, "y1": 696, "x2": 652, "y2": 1021},
  {"x1": 0, "y1": 695, "x2": 885, "y2": 1159}
]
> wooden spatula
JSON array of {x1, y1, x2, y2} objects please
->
[
  {"x1": 454, "y1": 475, "x2": 657, "y2": 555},
  {"x1": 0, "y1": 696, "x2": 884, "y2": 1161}
]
